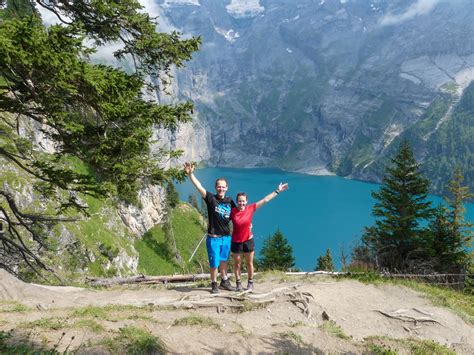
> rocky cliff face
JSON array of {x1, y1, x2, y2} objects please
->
[{"x1": 156, "y1": 0, "x2": 474, "y2": 191}]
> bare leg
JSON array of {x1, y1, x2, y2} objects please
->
[
  {"x1": 219, "y1": 261, "x2": 228, "y2": 280},
  {"x1": 244, "y1": 251, "x2": 255, "y2": 280},
  {"x1": 210, "y1": 267, "x2": 218, "y2": 282},
  {"x1": 233, "y1": 253, "x2": 242, "y2": 281}
]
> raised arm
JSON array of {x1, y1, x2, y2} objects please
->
[
  {"x1": 184, "y1": 162, "x2": 206, "y2": 199},
  {"x1": 255, "y1": 182, "x2": 288, "y2": 209}
]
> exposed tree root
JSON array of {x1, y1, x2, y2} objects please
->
[
  {"x1": 138, "y1": 285, "x2": 315, "y2": 317},
  {"x1": 374, "y1": 309, "x2": 443, "y2": 326}
]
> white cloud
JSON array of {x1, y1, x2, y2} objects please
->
[
  {"x1": 35, "y1": 3, "x2": 69, "y2": 25},
  {"x1": 89, "y1": 40, "x2": 124, "y2": 64},
  {"x1": 138, "y1": 0, "x2": 162, "y2": 18},
  {"x1": 380, "y1": 0, "x2": 440, "y2": 26}
]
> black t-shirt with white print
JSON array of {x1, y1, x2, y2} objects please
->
[{"x1": 204, "y1": 191, "x2": 235, "y2": 236}]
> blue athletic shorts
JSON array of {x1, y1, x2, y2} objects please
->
[{"x1": 206, "y1": 235, "x2": 231, "y2": 268}]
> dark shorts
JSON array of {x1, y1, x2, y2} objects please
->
[{"x1": 231, "y1": 238, "x2": 255, "y2": 254}]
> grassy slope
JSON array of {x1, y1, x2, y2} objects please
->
[{"x1": 135, "y1": 203, "x2": 208, "y2": 275}]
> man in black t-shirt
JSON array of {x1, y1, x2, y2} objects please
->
[{"x1": 184, "y1": 162, "x2": 236, "y2": 293}]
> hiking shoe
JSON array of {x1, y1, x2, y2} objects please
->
[
  {"x1": 220, "y1": 278, "x2": 235, "y2": 291},
  {"x1": 246, "y1": 280, "x2": 254, "y2": 292},
  {"x1": 235, "y1": 280, "x2": 243, "y2": 292},
  {"x1": 211, "y1": 281, "x2": 219, "y2": 294}
]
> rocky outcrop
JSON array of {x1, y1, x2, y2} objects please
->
[{"x1": 118, "y1": 184, "x2": 167, "y2": 236}]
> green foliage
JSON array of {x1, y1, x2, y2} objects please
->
[
  {"x1": 366, "y1": 342, "x2": 397, "y2": 355},
  {"x1": 72, "y1": 319, "x2": 104, "y2": 332},
  {"x1": 0, "y1": 0, "x2": 35, "y2": 19},
  {"x1": 188, "y1": 193, "x2": 199, "y2": 210},
  {"x1": 0, "y1": 0, "x2": 200, "y2": 275},
  {"x1": 135, "y1": 204, "x2": 207, "y2": 275},
  {"x1": 0, "y1": 14, "x2": 195, "y2": 202},
  {"x1": 23, "y1": 317, "x2": 66, "y2": 330},
  {"x1": 258, "y1": 229, "x2": 295, "y2": 271},
  {"x1": 425, "y1": 168, "x2": 472, "y2": 274},
  {"x1": 173, "y1": 315, "x2": 221, "y2": 329},
  {"x1": 315, "y1": 248, "x2": 335, "y2": 271},
  {"x1": 319, "y1": 320, "x2": 350, "y2": 339},
  {"x1": 0, "y1": 302, "x2": 30, "y2": 313},
  {"x1": 136, "y1": 226, "x2": 176, "y2": 275},
  {"x1": 71, "y1": 304, "x2": 154, "y2": 322},
  {"x1": 165, "y1": 182, "x2": 180, "y2": 209},
  {"x1": 105, "y1": 325, "x2": 167, "y2": 355},
  {"x1": 281, "y1": 330, "x2": 305, "y2": 345},
  {"x1": 465, "y1": 258, "x2": 474, "y2": 294},
  {"x1": 72, "y1": 305, "x2": 108, "y2": 319},
  {"x1": 200, "y1": 197, "x2": 209, "y2": 219},
  {"x1": 364, "y1": 336, "x2": 455, "y2": 355},
  {"x1": 0, "y1": 330, "x2": 54, "y2": 354},
  {"x1": 360, "y1": 141, "x2": 433, "y2": 272},
  {"x1": 188, "y1": 193, "x2": 208, "y2": 221}
]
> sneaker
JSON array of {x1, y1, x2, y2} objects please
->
[
  {"x1": 211, "y1": 281, "x2": 219, "y2": 294},
  {"x1": 235, "y1": 280, "x2": 243, "y2": 292},
  {"x1": 220, "y1": 278, "x2": 235, "y2": 291},
  {"x1": 246, "y1": 280, "x2": 254, "y2": 291}
]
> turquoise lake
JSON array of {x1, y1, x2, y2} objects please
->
[{"x1": 177, "y1": 168, "x2": 474, "y2": 271}]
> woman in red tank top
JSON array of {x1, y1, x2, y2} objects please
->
[{"x1": 230, "y1": 182, "x2": 288, "y2": 291}]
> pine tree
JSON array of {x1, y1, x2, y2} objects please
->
[
  {"x1": 165, "y1": 182, "x2": 180, "y2": 209},
  {"x1": 445, "y1": 168, "x2": 473, "y2": 251},
  {"x1": 199, "y1": 198, "x2": 208, "y2": 219},
  {"x1": 0, "y1": 1, "x2": 200, "y2": 275},
  {"x1": 188, "y1": 194, "x2": 199, "y2": 210},
  {"x1": 363, "y1": 140, "x2": 433, "y2": 272},
  {"x1": 315, "y1": 249, "x2": 335, "y2": 271},
  {"x1": 427, "y1": 205, "x2": 454, "y2": 271},
  {"x1": 428, "y1": 169, "x2": 473, "y2": 273},
  {"x1": 258, "y1": 229, "x2": 295, "y2": 271}
]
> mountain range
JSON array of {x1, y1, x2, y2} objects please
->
[{"x1": 153, "y1": 0, "x2": 474, "y2": 193}]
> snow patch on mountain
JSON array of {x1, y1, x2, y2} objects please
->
[
  {"x1": 162, "y1": 0, "x2": 200, "y2": 7},
  {"x1": 226, "y1": 0, "x2": 264, "y2": 18},
  {"x1": 214, "y1": 27, "x2": 240, "y2": 43}
]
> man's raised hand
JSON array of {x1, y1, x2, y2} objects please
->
[{"x1": 183, "y1": 162, "x2": 195, "y2": 175}]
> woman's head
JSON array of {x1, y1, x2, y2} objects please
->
[{"x1": 236, "y1": 192, "x2": 248, "y2": 210}]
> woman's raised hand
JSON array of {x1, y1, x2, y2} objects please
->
[{"x1": 277, "y1": 182, "x2": 289, "y2": 193}]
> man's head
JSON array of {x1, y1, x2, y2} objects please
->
[{"x1": 214, "y1": 178, "x2": 228, "y2": 198}]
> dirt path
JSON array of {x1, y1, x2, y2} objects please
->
[{"x1": 0, "y1": 270, "x2": 472, "y2": 353}]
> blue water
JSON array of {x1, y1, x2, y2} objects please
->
[{"x1": 177, "y1": 168, "x2": 474, "y2": 271}]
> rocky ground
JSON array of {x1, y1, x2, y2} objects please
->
[{"x1": 0, "y1": 270, "x2": 473, "y2": 354}]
